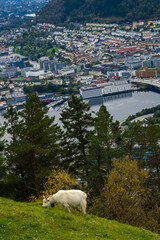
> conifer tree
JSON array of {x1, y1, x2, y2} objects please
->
[
  {"x1": 122, "y1": 121, "x2": 147, "y2": 162},
  {"x1": 5, "y1": 92, "x2": 61, "y2": 199},
  {"x1": 0, "y1": 127, "x2": 6, "y2": 182},
  {"x1": 87, "y1": 105, "x2": 122, "y2": 194},
  {"x1": 145, "y1": 124, "x2": 160, "y2": 198},
  {"x1": 60, "y1": 94, "x2": 93, "y2": 177}
]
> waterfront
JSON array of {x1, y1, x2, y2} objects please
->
[
  {"x1": 47, "y1": 90, "x2": 160, "y2": 124},
  {"x1": 0, "y1": 91, "x2": 160, "y2": 135}
]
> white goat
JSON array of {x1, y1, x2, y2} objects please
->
[{"x1": 42, "y1": 189, "x2": 87, "y2": 214}]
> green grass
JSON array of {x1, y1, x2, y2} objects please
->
[
  {"x1": 10, "y1": 78, "x2": 32, "y2": 81},
  {"x1": 0, "y1": 197, "x2": 160, "y2": 240}
]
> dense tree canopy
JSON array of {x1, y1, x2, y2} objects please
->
[{"x1": 37, "y1": 0, "x2": 160, "y2": 24}]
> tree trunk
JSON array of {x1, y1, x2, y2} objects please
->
[
  {"x1": 19, "y1": 164, "x2": 29, "y2": 201},
  {"x1": 31, "y1": 153, "x2": 40, "y2": 198},
  {"x1": 97, "y1": 155, "x2": 103, "y2": 194}
]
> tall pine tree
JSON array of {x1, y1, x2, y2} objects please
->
[
  {"x1": 87, "y1": 105, "x2": 122, "y2": 194},
  {"x1": 0, "y1": 126, "x2": 6, "y2": 185},
  {"x1": 4, "y1": 92, "x2": 61, "y2": 200},
  {"x1": 60, "y1": 94, "x2": 93, "y2": 178}
]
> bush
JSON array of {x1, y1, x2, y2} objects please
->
[
  {"x1": 88, "y1": 157, "x2": 160, "y2": 233},
  {"x1": 101, "y1": 157, "x2": 160, "y2": 233},
  {"x1": 42, "y1": 167, "x2": 78, "y2": 197}
]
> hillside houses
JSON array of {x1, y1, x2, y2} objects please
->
[{"x1": 0, "y1": 18, "x2": 160, "y2": 98}]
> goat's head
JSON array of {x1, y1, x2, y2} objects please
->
[{"x1": 42, "y1": 195, "x2": 52, "y2": 208}]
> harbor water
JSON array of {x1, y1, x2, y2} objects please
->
[
  {"x1": 0, "y1": 91, "x2": 160, "y2": 140},
  {"x1": 47, "y1": 90, "x2": 160, "y2": 124}
]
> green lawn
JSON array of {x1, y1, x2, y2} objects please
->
[
  {"x1": 10, "y1": 78, "x2": 32, "y2": 81},
  {"x1": 0, "y1": 197, "x2": 160, "y2": 240}
]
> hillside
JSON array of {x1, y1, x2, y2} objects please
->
[
  {"x1": 0, "y1": 197, "x2": 160, "y2": 240},
  {"x1": 36, "y1": 0, "x2": 160, "y2": 24}
]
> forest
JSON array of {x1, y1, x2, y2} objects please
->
[
  {"x1": 0, "y1": 92, "x2": 160, "y2": 233},
  {"x1": 36, "y1": 0, "x2": 160, "y2": 24}
]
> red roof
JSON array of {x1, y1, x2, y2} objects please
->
[{"x1": 0, "y1": 47, "x2": 9, "y2": 51}]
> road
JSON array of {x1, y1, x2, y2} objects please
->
[
  {"x1": 131, "y1": 78, "x2": 160, "y2": 88},
  {"x1": 131, "y1": 113, "x2": 153, "y2": 122}
]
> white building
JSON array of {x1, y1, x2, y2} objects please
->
[
  {"x1": 23, "y1": 69, "x2": 45, "y2": 78},
  {"x1": 80, "y1": 80, "x2": 131, "y2": 99}
]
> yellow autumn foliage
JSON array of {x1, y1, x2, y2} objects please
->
[
  {"x1": 102, "y1": 156, "x2": 160, "y2": 232},
  {"x1": 42, "y1": 167, "x2": 78, "y2": 197}
]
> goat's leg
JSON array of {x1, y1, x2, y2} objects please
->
[{"x1": 63, "y1": 203, "x2": 71, "y2": 213}]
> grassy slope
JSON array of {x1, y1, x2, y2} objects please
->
[{"x1": 0, "y1": 197, "x2": 160, "y2": 240}]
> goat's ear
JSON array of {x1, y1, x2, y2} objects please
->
[{"x1": 43, "y1": 195, "x2": 46, "y2": 199}]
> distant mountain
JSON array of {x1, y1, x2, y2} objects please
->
[
  {"x1": 0, "y1": 0, "x2": 49, "y2": 33},
  {"x1": 36, "y1": 0, "x2": 160, "y2": 25}
]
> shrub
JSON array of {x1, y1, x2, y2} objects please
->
[
  {"x1": 101, "y1": 156, "x2": 160, "y2": 232},
  {"x1": 42, "y1": 167, "x2": 78, "y2": 197}
]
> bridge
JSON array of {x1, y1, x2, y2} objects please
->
[{"x1": 130, "y1": 78, "x2": 160, "y2": 90}]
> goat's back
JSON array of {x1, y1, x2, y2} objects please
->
[{"x1": 55, "y1": 190, "x2": 87, "y2": 206}]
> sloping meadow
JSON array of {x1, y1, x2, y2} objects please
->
[{"x1": 0, "y1": 197, "x2": 160, "y2": 240}]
